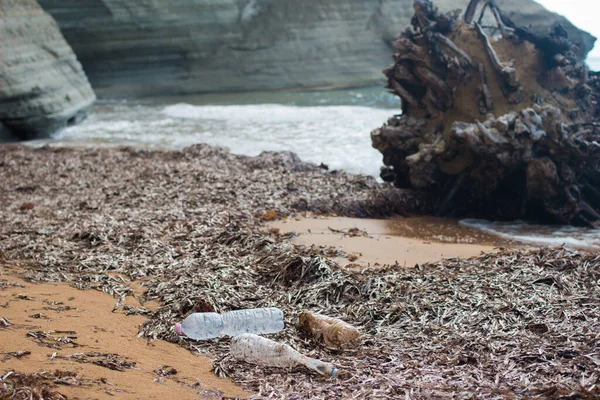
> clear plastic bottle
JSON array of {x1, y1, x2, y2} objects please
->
[
  {"x1": 174, "y1": 308, "x2": 284, "y2": 340},
  {"x1": 230, "y1": 333, "x2": 339, "y2": 378}
]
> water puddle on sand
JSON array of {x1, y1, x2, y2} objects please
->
[
  {"x1": 0, "y1": 267, "x2": 246, "y2": 400},
  {"x1": 269, "y1": 216, "x2": 519, "y2": 268}
]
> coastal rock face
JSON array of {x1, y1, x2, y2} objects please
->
[
  {"x1": 0, "y1": 122, "x2": 16, "y2": 142},
  {"x1": 37, "y1": 0, "x2": 596, "y2": 97},
  {"x1": 38, "y1": 0, "x2": 394, "y2": 97},
  {"x1": 0, "y1": 0, "x2": 96, "y2": 140}
]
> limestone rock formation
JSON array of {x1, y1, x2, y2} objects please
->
[
  {"x1": 37, "y1": 0, "x2": 595, "y2": 97},
  {"x1": 372, "y1": 0, "x2": 600, "y2": 226},
  {"x1": 0, "y1": 0, "x2": 95, "y2": 140}
]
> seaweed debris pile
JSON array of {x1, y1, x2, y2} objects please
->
[
  {"x1": 372, "y1": 0, "x2": 600, "y2": 226},
  {"x1": 0, "y1": 371, "x2": 71, "y2": 400},
  {"x1": 1, "y1": 145, "x2": 599, "y2": 398}
]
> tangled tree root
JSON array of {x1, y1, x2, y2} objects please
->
[{"x1": 372, "y1": 0, "x2": 600, "y2": 226}]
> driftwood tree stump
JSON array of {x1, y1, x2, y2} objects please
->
[{"x1": 372, "y1": 0, "x2": 600, "y2": 226}]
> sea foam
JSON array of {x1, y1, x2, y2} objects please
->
[{"x1": 460, "y1": 219, "x2": 600, "y2": 249}]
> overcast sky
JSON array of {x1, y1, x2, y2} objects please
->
[{"x1": 536, "y1": 0, "x2": 599, "y2": 57}]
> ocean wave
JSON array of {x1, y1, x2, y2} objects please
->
[
  {"x1": 158, "y1": 103, "x2": 391, "y2": 175},
  {"x1": 460, "y1": 219, "x2": 600, "y2": 249},
  {"x1": 161, "y1": 103, "x2": 392, "y2": 123},
  {"x1": 34, "y1": 99, "x2": 394, "y2": 177}
]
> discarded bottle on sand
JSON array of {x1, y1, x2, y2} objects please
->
[
  {"x1": 231, "y1": 333, "x2": 340, "y2": 378},
  {"x1": 298, "y1": 311, "x2": 360, "y2": 348},
  {"x1": 175, "y1": 308, "x2": 284, "y2": 340}
]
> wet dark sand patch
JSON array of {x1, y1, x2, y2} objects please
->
[{"x1": 269, "y1": 216, "x2": 521, "y2": 268}]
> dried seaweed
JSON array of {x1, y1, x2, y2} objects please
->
[
  {"x1": 27, "y1": 331, "x2": 79, "y2": 350},
  {"x1": 144, "y1": 233, "x2": 600, "y2": 399},
  {"x1": 0, "y1": 371, "x2": 67, "y2": 400},
  {"x1": 0, "y1": 370, "x2": 104, "y2": 399},
  {"x1": 0, "y1": 281, "x2": 24, "y2": 290},
  {"x1": 1, "y1": 351, "x2": 31, "y2": 362},
  {"x1": 327, "y1": 227, "x2": 368, "y2": 237},
  {"x1": 154, "y1": 365, "x2": 177, "y2": 377},
  {"x1": 0, "y1": 145, "x2": 599, "y2": 398},
  {"x1": 49, "y1": 352, "x2": 136, "y2": 372}
]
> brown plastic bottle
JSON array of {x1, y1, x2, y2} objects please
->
[{"x1": 298, "y1": 311, "x2": 360, "y2": 348}]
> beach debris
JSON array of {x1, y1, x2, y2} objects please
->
[
  {"x1": 373, "y1": 0, "x2": 600, "y2": 226},
  {"x1": 42, "y1": 305, "x2": 76, "y2": 313},
  {"x1": 18, "y1": 202, "x2": 35, "y2": 211},
  {"x1": 297, "y1": 312, "x2": 360, "y2": 348},
  {"x1": 328, "y1": 227, "x2": 368, "y2": 237},
  {"x1": 175, "y1": 308, "x2": 284, "y2": 340},
  {"x1": 121, "y1": 304, "x2": 151, "y2": 316},
  {"x1": 0, "y1": 318, "x2": 11, "y2": 328},
  {"x1": 42, "y1": 302, "x2": 77, "y2": 313},
  {"x1": 347, "y1": 228, "x2": 367, "y2": 237},
  {"x1": 50, "y1": 352, "x2": 136, "y2": 372},
  {"x1": 1, "y1": 351, "x2": 31, "y2": 362},
  {"x1": 230, "y1": 334, "x2": 340, "y2": 378},
  {"x1": 153, "y1": 365, "x2": 178, "y2": 383},
  {"x1": 0, "y1": 370, "x2": 69, "y2": 400},
  {"x1": 1, "y1": 145, "x2": 599, "y2": 397},
  {"x1": 154, "y1": 365, "x2": 177, "y2": 378},
  {"x1": 27, "y1": 331, "x2": 79, "y2": 349},
  {"x1": 16, "y1": 294, "x2": 34, "y2": 301},
  {"x1": 0, "y1": 281, "x2": 24, "y2": 290},
  {"x1": 0, "y1": 370, "x2": 103, "y2": 398},
  {"x1": 346, "y1": 253, "x2": 360, "y2": 262},
  {"x1": 259, "y1": 210, "x2": 279, "y2": 221}
]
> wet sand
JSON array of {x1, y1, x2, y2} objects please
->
[
  {"x1": 0, "y1": 266, "x2": 246, "y2": 400},
  {"x1": 270, "y1": 215, "x2": 518, "y2": 268}
]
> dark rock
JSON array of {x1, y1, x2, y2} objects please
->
[{"x1": 0, "y1": 122, "x2": 18, "y2": 142}]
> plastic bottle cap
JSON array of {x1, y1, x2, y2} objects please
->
[{"x1": 175, "y1": 323, "x2": 182, "y2": 334}]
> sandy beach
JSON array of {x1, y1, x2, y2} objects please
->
[
  {"x1": 3, "y1": 0, "x2": 600, "y2": 397},
  {"x1": 1, "y1": 214, "x2": 508, "y2": 398},
  {"x1": 1, "y1": 145, "x2": 599, "y2": 399},
  {"x1": 0, "y1": 267, "x2": 245, "y2": 399}
]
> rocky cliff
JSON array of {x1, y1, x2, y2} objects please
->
[
  {"x1": 37, "y1": 0, "x2": 595, "y2": 98},
  {"x1": 0, "y1": 0, "x2": 96, "y2": 140}
]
